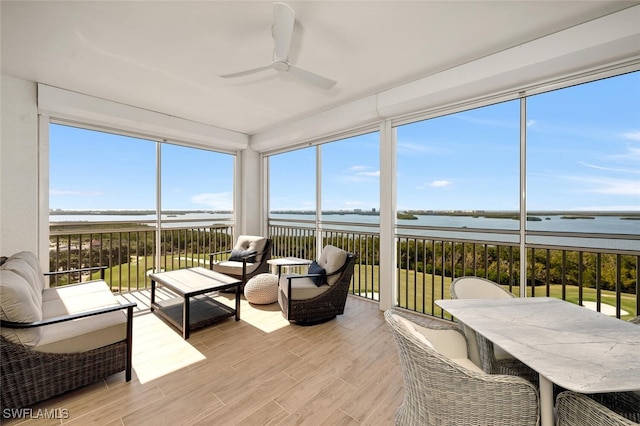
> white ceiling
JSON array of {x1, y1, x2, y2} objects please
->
[{"x1": 2, "y1": 1, "x2": 639, "y2": 146}]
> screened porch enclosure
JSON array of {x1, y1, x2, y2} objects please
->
[{"x1": 46, "y1": 69, "x2": 640, "y2": 320}]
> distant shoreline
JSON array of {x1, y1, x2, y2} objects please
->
[{"x1": 49, "y1": 209, "x2": 640, "y2": 220}]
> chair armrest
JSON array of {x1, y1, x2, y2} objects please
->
[
  {"x1": 209, "y1": 249, "x2": 233, "y2": 267},
  {"x1": 45, "y1": 265, "x2": 108, "y2": 280},
  {"x1": 285, "y1": 273, "x2": 326, "y2": 281},
  {"x1": 0, "y1": 301, "x2": 137, "y2": 329}
]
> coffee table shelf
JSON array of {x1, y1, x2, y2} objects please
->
[
  {"x1": 149, "y1": 267, "x2": 242, "y2": 339},
  {"x1": 153, "y1": 295, "x2": 236, "y2": 332}
]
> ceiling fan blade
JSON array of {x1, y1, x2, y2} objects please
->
[
  {"x1": 220, "y1": 64, "x2": 274, "y2": 79},
  {"x1": 288, "y1": 64, "x2": 337, "y2": 90},
  {"x1": 272, "y1": 2, "x2": 295, "y2": 61}
]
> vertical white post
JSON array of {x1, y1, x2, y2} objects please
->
[
  {"x1": 316, "y1": 144, "x2": 323, "y2": 257},
  {"x1": 519, "y1": 95, "x2": 527, "y2": 297},
  {"x1": 261, "y1": 153, "x2": 269, "y2": 237},
  {"x1": 38, "y1": 115, "x2": 50, "y2": 280},
  {"x1": 155, "y1": 142, "x2": 162, "y2": 272}
]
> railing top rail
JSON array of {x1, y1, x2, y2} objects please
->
[{"x1": 50, "y1": 221, "x2": 234, "y2": 236}]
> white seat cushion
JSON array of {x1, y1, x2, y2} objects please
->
[
  {"x1": 279, "y1": 274, "x2": 329, "y2": 300},
  {"x1": 38, "y1": 280, "x2": 127, "y2": 353},
  {"x1": 211, "y1": 260, "x2": 260, "y2": 276}
]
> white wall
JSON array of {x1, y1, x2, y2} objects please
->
[{"x1": 0, "y1": 75, "x2": 40, "y2": 258}]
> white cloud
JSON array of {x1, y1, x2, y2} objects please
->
[
  {"x1": 578, "y1": 161, "x2": 640, "y2": 174},
  {"x1": 429, "y1": 180, "x2": 453, "y2": 188},
  {"x1": 397, "y1": 142, "x2": 435, "y2": 155},
  {"x1": 50, "y1": 189, "x2": 104, "y2": 196},
  {"x1": 526, "y1": 120, "x2": 536, "y2": 127},
  {"x1": 620, "y1": 130, "x2": 640, "y2": 142},
  {"x1": 565, "y1": 176, "x2": 640, "y2": 196},
  {"x1": 342, "y1": 165, "x2": 379, "y2": 181},
  {"x1": 190, "y1": 192, "x2": 233, "y2": 209}
]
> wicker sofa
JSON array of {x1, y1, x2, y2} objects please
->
[{"x1": 0, "y1": 251, "x2": 136, "y2": 410}]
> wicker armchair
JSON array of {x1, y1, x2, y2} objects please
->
[
  {"x1": 450, "y1": 276, "x2": 539, "y2": 385},
  {"x1": 278, "y1": 246, "x2": 356, "y2": 325},
  {"x1": 556, "y1": 391, "x2": 640, "y2": 426},
  {"x1": 209, "y1": 236, "x2": 272, "y2": 289},
  {"x1": 384, "y1": 310, "x2": 539, "y2": 425}
]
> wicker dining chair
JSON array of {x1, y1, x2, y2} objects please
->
[
  {"x1": 586, "y1": 316, "x2": 640, "y2": 423},
  {"x1": 450, "y1": 276, "x2": 539, "y2": 385},
  {"x1": 556, "y1": 391, "x2": 640, "y2": 426},
  {"x1": 385, "y1": 310, "x2": 540, "y2": 426}
]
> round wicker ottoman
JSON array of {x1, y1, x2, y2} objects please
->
[{"x1": 244, "y1": 273, "x2": 279, "y2": 304}]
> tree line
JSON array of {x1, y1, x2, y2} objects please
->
[{"x1": 49, "y1": 228, "x2": 637, "y2": 294}]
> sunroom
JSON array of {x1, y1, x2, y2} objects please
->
[{"x1": 1, "y1": 1, "x2": 639, "y2": 424}]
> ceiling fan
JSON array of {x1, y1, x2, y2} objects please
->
[{"x1": 220, "y1": 2, "x2": 337, "y2": 90}]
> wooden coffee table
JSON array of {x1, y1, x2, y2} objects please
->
[{"x1": 149, "y1": 267, "x2": 242, "y2": 339}]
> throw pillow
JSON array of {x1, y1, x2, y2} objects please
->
[
  {"x1": 308, "y1": 260, "x2": 326, "y2": 286},
  {"x1": 229, "y1": 249, "x2": 258, "y2": 263}
]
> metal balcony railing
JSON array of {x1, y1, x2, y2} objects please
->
[
  {"x1": 49, "y1": 219, "x2": 639, "y2": 321},
  {"x1": 49, "y1": 220, "x2": 234, "y2": 292},
  {"x1": 269, "y1": 219, "x2": 638, "y2": 321}
]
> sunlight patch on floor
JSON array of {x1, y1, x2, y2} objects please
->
[
  {"x1": 238, "y1": 299, "x2": 291, "y2": 333},
  {"x1": 131, "y1": 312, "x2": 206, "y2": 384}
]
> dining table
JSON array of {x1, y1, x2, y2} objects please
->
[{"x1": 435, "y1": 297, "x2": 640, "y2": 426}]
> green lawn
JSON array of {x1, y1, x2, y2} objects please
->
[
  {"x1": 354, "y1": 264, "x2": 637, "y2": 321},
  {"x1": 92, "y1": 260, "x2": 637, "y2": 321}
]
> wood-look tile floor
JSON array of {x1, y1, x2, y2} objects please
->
[{"x1": 4, "y1": 291, "x2": 438, "y2": 425}]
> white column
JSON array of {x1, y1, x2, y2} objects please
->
[
  {"x1": 378, "y1": 120, "x2": 397, "y2": 311},
  {"x1": 238, "y1": 147, "x2": 262, "y2": 236}
]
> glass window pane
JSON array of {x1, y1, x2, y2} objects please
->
[
  {"x1": 321, "y1": 132, "x2": 380, "y2": 221},
  {"x1": 161, "y1": 143, "x2": 233, "y2": 218},
  {"x1": 269, "y1": 147, "x2": 316, "y2": 217},
  {"x1": 527, "y1": 71, "x2": 640, "y2": 236},
  {"x1": 396, "y1": 101, "x2": 520, "y2": 230},
  {"x1": 49, "y1": 124, "x2": 156, "y2": 221}
]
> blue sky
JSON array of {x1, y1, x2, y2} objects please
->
[{"x1": 50, "y1": 71, "x2": 639, "y2": 212}]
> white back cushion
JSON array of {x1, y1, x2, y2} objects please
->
[
  {"x1": 391, "y1": 313, "x2": 434, "y2": 349},
  {"x1": 317, "y1": 245, "x2": 348, "y2": 286},
  {"x1": 0, "y1": 270, "x2": 42, "y2": 346},
  {"x1": 1, "y1": 257, "x2": 43, "y2": 307},
  {"x1": 453, "y1": 277, "x2": 513, "y2": 299},
  {"x1": 234, "y1": 235, "x2": 267, "y2": 262}
]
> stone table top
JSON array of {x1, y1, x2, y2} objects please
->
[{"x1": 436, "y1": 297, "x2": 640, "y2": 393}]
